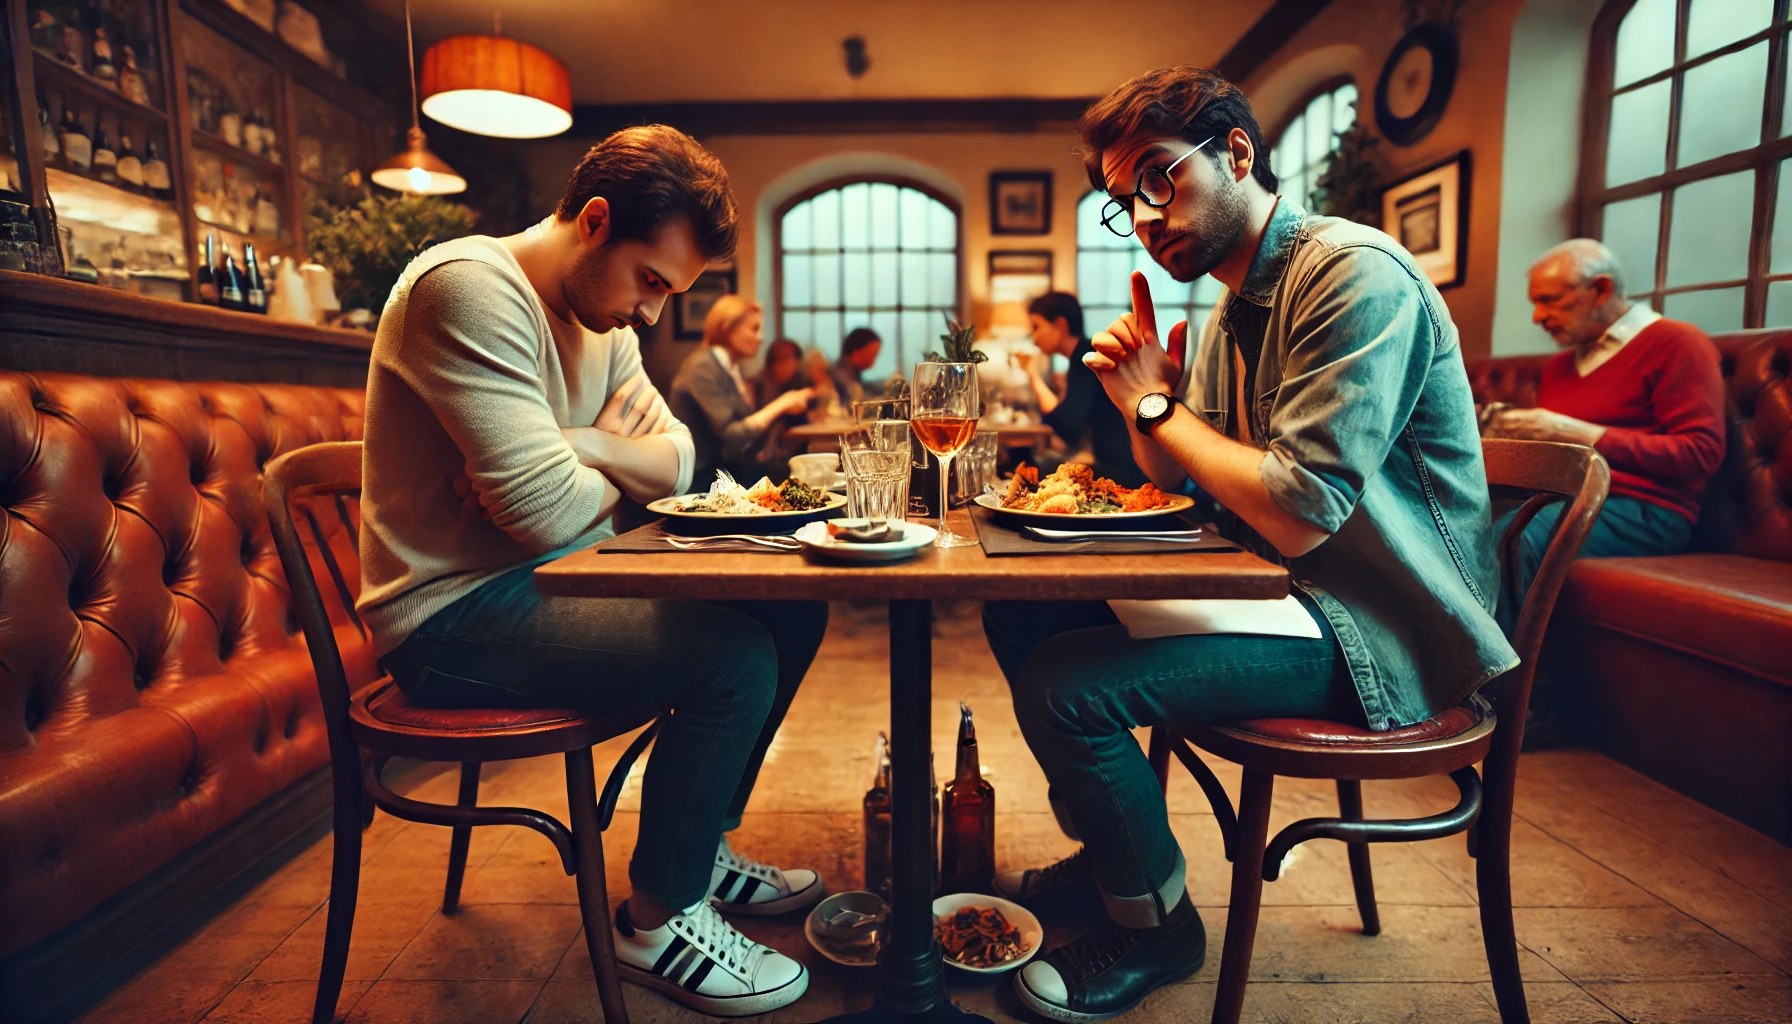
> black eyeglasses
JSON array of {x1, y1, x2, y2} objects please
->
[{"x1": 1099, "y1": 136, "x2": 1216, "y2": 238}]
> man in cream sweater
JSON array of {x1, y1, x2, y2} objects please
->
[{"x1": 359, "y1": 126, "x2": 826, "y2": 1018}]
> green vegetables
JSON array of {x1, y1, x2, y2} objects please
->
[
  {"x1": 1075, "y1": 497, "x2": 1122, "y2": 515},
  {"x1": 779, "y1": 479, "x2": 829, "y2": 511}
]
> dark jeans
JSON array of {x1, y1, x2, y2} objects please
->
[
  {"x1": 982, "y1": 596, "x2": 1361, "y2": 902},
  {"x1": 1494, "y1": 494, "x2": 1693, "y2": 633},
  {"x1": 380, "y1": 563, "x2": 828, "y2": 911}
]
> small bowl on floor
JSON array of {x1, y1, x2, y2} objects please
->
[
  {"x1": 805, "y1": 890, "x2": 887, "y2": 967},
  {"x1": 931, "y1": 892, "x2": 1043, "y2": 975}
]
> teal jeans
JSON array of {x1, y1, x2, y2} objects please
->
[
  {"x1": 380, "y1": 563, "x2": 828, "y2": 911},
  {"x1": 983, "y1": 595, "x2": 1361, "y2": 904}
]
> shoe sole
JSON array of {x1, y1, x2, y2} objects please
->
[
  {"x1": 618, "y1": 962, "x2": 808, "y2": 1017},
  {"x1": 1012, "y1": 952, "x2": 1205, "y2": 1023},
  {"x1": 711, "y1": 876, "x2": 826, "y2": 918}
]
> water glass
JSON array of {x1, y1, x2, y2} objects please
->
[
  {"x1": 952, "y1": 431, "x2": 998, "y2": 506},
  {"x1": 842, "y1": 447, "x2": 911, "y2": 524}
]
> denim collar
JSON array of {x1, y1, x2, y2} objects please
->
[{"x1": 1236, "y1": 197, "x2": 1305, "y2": 307}]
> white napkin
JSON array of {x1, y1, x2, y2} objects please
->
[{"x1": 1108, "y1": 596, "x2": 1323, "y2": 640}]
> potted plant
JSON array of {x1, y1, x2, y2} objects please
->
[{"x1": 912, "y1": 320, "x2": 986, "y2": 547}]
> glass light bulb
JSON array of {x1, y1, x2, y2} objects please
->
[{"x1": 407, "y1": 166, "x2": 432, "y2": 194}]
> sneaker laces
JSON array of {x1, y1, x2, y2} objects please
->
[
  {"x1": 718, "y1": 839, "x2": 786, "y2": 886},
  {"x1": 1052, "y1": 923, "x2": 1142, "y2": 982},
  {"x1": 1025, "y1": 848, "x2": 1090, "y2": 896},
  {"x1": 678, "y1": 901, "x2": 763, "y2": 979}
]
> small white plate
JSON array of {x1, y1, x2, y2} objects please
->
[
  {"x1": 794, "y1": 519, "x2": 936, "y2": 562},
  {"x1": 931, "y1": 892, "x2": 1043, "y2": 975}
]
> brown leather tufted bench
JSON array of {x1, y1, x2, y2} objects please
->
[
  {"x1": 1465, "y1": 329, "x2": 1792, "y2": 842},
  {"x1": 0, "y1": 371, "x2": 375, "y2": 967}
]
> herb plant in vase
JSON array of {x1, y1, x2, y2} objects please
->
[
  {"x1": 913, "y1": 320, "x2": 984, "y2": 547},
  {"x1": 304, "y1": 189, "x2": 478, "y2": 321}
]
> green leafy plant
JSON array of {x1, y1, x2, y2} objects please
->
[
  {"x1": 1310, "y1": 124, "x2": 1384, "y2": 227},
  {"x1": 925, "y1": 318, "x2": 986, "y2": 364},
  {"x1": 304, "y1": 189, "x2": 478, "y2": 314}
]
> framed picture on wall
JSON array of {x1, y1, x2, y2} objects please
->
[
  {"x1": 990, "y1": 171, "x2": 1053, "y2": 235},
  {"x1": 988, "y1": 250, "x2": 1054, "y2": 306},
  {"x1": 1381, "y1": 151, "x2": 1470, "y2": 289},
  {"x1": 672, "y1": 267, "x2": 737, "y2": 341}
]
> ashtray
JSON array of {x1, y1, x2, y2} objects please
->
[{"x1": 804, "y1": 890, "x2": 888, "y2": 967}]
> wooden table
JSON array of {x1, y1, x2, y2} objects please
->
[
  {"x1": 784, "y1": 420, "x2": 1054, "y2": 452},
  {"x1": 535, "y1": 510, "x2": 1287, "y2": 1023}
]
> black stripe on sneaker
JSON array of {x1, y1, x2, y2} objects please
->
[
  {"x1": 650, "y1": 936, "x2": 689, "y2": 976},
  {"x1": 732, "y1": 876, "x2": 763, "y2": 904},
  {"x1": 681, "y1": 957, "x2": 715, "y2": 992},
  {"x1": 714, "y1": 869, "x2": 742, "y2": 899},
  {"x1": 667, "y1": 948, "x2": 701, "y2": 982}
]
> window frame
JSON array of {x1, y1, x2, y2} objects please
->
[
  {"x1": 1268, "y1": 76, "x2": 1359, "y2": 208},
  {"x1": 770, "y1": 175, "x2": 964, "y2": 373},
  {"x1": 1577, "y1": 0, "x2": 1792, "y2": 327},
  {"x1": 1073, "y1": 187, "x2": 1223, "y2": 342}
]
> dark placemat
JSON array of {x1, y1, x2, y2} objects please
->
[
  {"x1": 970, "y1": 506, "x2": 1241, "y2": 557},
  {"x1": 598, "y1": 519, "x2": 799, "y2": 555}
]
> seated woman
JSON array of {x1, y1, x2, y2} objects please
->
[
  {"x1": 1015, "y1": 291, "x2": 1147, "y2": 488},
  {"x1": 755, "y1": 337, "x2": 805, "y2": 408},
  {"x1": 670, "y1": 296, "x2": 814, "y2": 484},
  {"x1": 830, "y1": 327, "x2": 883, "y2": 406}
]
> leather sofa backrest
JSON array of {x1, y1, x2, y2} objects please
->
[{"x1": 1464, "y1": 329, "x2": 1791, "y2": 563}]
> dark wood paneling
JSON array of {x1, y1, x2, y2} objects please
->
[
  {"x1": 1216, "y1": 0, "x2": 1335, "y2": 84},
  {"x1": 572, "y1": 97, "x2": 1098, "y2": 138}
]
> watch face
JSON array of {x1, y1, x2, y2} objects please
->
[{"x1": 1139, "y1": 393, "x2": 1170, "y2": 419}]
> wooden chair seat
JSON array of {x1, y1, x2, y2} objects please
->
[
  {"x1": 349, "y1": 677, "x2": 652, "y2": 761},
  {"x1": 1192, "y1": 696, "x2": 1496, "y2": 779}
]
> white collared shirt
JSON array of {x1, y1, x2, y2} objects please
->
[
  {"x1": 710, "y1": 344, "x2": 750, "y2": 399},
  {"x1": 1576, "y1": 303, "x2": 1662, "y2": 376}
]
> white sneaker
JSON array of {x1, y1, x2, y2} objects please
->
[
  {"x1": 709, "y1": 835, "x2": 825, "y2": 916},
  {"x1": 613, "y1": 898, "x2": 809, "y2": 1017}
]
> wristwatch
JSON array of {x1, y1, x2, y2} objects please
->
[{"x1": 1135, "y1": 392, "x2": 1176, "y2": 435}]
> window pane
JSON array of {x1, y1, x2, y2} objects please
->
[
  {"x1": 1332, "y1": 83, "x2": 1358, "y2": 135},
  {"x1": 813, "y1": 253, "x2": 841, "y2": 307},
  {"x1": 900, "y1": 189, "x2": 931, "y2": 248},
  {"x1": 1678, "y1": 42, "x2": 1767, "y2": 167},
  {"x1": 783, "y1": 254, "x2": 812, "y2": 308},
  {"x1": 930, "y1": 253, "x2": 956, "y2": 307},
  {"x1": 1774, "y1": 159, "x2": 1792, "y2": 274},
  {"x1": 1193, "y1": 275, "x2": 1224, "y2": 306},
  {"x1": 872, "y1": 251, "x2": 898, "y2": 306},
  {"x1": 1686, "y1": 0, "x2": 1771, "y2": 58},
  {"x1": 900, "y1": 310, "x2": 934, "y2": 370},
  {"x1": 1666, "y1": 170, "x2": 1754, "y2": 287},
  {"x1": 1614, "y1": 0, "x2": 1677, "y2": 87},
  {"x1": 1305, "y1": 94, "x2": 1331, "y2": 171},
  {"x1": 783, "y1": 200, "x2": 812, "y2": 250},
  {"x1": 1662, "y1": 286, "x2": 1745, "y2": 332},
  {"x1": 1766, "y1": 280, "x2": 1792, "y2": 327},
  {"x1": 871, "y1": 311, "x2": 901, "y2": 376},
  {"x1": 812, "y1": 311, "x2": 843, "y2": 357},
  {"x1": 841, "y1": 183, "x2": 869, "y2": 250},
  {"x1": 1602, "y1": 192, "x2": 1663, "y2": 295},
  {"x1": 900, "y1": 252, "x2": 929, "y2": 305},
  {"x1": 1607, "y1": 79, "x2": 1672, "y2": 185},
  {"x1": 870, "y1": 184, "x2": 899, "y2": 248},
  {"x1": 928, "y1": 202, "x2": 956, "y2": 249},
  {"x1": 811, "y1": 189, "x2": 840, "y2": 249},
  {"x1": 783, "y1": 311, "x2": 811, "y2": 344},
  {"x1": 843, "y1": 252, "x2": 870, "y2": 308}
]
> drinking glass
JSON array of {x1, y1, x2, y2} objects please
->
[
  {"x1": 841, "y1": 447, "x2": 910, "y2": 524},
  {"x1": 952, "y1": 431, "x2": 998, "y2": 507},
  {"x1": 911, "y1": 362, "x2": 981, "y2": 548}
]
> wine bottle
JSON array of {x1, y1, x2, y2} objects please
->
[
  {"x1": 142, "y1": 137, "x2": 172, "y2": 199},
  {"x1": 219, "y1": 248, "x2": 247, "y2": 311},
  {"x1": 939, "y1": 703, "x2": 996, "y2": 894},
  {"x1": 243, "y1": 244, "x2": 267, "y2": 314},
  {"x1": 863, "y1": 733, "x2": 892, "y2": 901},
  {"x1": 60, "y1": 107, "x2": 92, "y2": 172},
  {"x1": 90, "y1": 25, "x2": 117, "y2": 83},
  {"x1": 116, "y1": 131, "x2": 144, "y2": 191},
  {"x1": 91, "y1": 120, "x2": 117, "y2": 183},
  {"x1": 196, "y1": 232, "x2": 218, "y2": 305}
]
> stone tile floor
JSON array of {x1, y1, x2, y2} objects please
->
[{"x1": 80, "y1": 603, "x2": 1792, "y2": 1023}]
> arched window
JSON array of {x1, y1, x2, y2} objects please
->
[
  {"x1": 1075, "y1": 189, "x2": 1223, "y2": 344},
  {"x1": 1272, "y1": 81, "x2": 1358, "y2": 210},
  {"x1": 775, "y1": 180, "x2": 960, "y2": 382},
  {"x1": 1582, "y1": 0, "x2": 1789, "y2": 331}
]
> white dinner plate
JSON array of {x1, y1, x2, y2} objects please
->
[
  {"x1": 973, "y1": 490, "x2": 1195, "y2": 522},
  {"x1": 647, "y1": 490, "x2": 847, "y2": 524},
  {"x1": 793, "y1": 520, "x2": 936, "y2": 562}
]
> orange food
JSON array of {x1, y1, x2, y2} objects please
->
[
  {"x1": 1000, "y1": 462, "x2": 1174, "y2": 514},
  {"x1": 936, "y1": 906, "x2": 1030, "y2": 968}
]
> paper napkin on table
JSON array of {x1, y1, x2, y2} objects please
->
[{"x1": 1108, "y1": 596, "x2": 1323, "y2": 640}]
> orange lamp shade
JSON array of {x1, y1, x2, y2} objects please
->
[{"x1": 419, "y1": 34, "x2": 572, "y2": 139}]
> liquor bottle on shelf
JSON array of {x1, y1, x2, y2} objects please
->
[
  {"x1": 253, "y1": 186, "x2": 280, "y2": 236},
  {"x1": 219, "y1": 103, "x2": 243, "y2": 149},
  {"x1": 55, "y1": 16, "x2": 86, "y2": 70},
  {"x1": 196, "y1": 232, "x2": 219, "y2": 304},
  {"x1": 91, "y1": 120, "x2": 118, "y2": 183},
  {"x1": 118, "y1": 46, "x2": 149, "y2": 107},
  {"x1": 116, "y1": 132, "x2": 145, "y2": 192},
  {"x1": 39, "y1": 98, "x2": 59, "y2": 165},
  {"x1": 142, "y1": 138, "x2": 171, "y2": 200},
  {"x1": 60, "y1": 107, "x2": 92, "y2": 172},
  {"x1": 243, "y1": 112, "x2": 263, "y2": 157},
  {"x1": 219, "y1": 246, "x2": 247, "y2": 311},
  {"x1": 939, "y1": 703, "x2": 996, "y2": 894},
  {"x1": 243, "y1": 244, "x2": 267, "y2": 314},
  {"x1": 90, "y1": 25, "x2": 117, "y2": 85},
  {"x1": 863, "y1": 733, "x2": 892, "y2": 901}
]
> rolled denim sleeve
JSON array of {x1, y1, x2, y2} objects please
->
[{"x1": 1259, "y1": 245, "x2": 1436, "y2": 533}]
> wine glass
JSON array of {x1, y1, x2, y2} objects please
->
[{"x1": 911, "y1": 361, "x2": 981, "y2": 548}]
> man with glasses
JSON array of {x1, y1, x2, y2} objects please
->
[{"x1": 982, "y1": 66, "x2": 1515, "y2": 1021}]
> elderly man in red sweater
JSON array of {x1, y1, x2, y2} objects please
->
[{"x1": 1486, "y1": 238, "x2": 1726, "y2": 739}]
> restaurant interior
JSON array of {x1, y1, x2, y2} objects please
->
[{"x1": 1, "y1": 0, "x2": 1789, "y2": 1022}]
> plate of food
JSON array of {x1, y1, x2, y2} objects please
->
[
  {"x1": 649, "y1": 470, "x2": 846, "y2": 533},
  {"x1": 931, "y1": 893, "x2": 1041, "y2": 974},
  {"x1": 793, "y1": 518, "x2": 937, "y2": 563},
  {"x1": 976, "y1": 463, "x2": 1194, "y2": 521}
]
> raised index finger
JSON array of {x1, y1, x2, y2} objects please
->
[{"x1": 1129, "y1": 271, "x2": 1159, "y2": 345}]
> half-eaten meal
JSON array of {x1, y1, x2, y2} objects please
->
[
  {"x1": 936, "y1": 906, "x2": 1031, "y2": 968},
  {"x1": 1000, "y1": 463, "x2": 1175, "y2": 515},
  {"x1": 674, "y1": 470, "x2": 831, "y2": 514}
]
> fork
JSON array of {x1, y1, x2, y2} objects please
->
[{"x1": 666, "y1": 534, "x2": 802, "y2": 551}]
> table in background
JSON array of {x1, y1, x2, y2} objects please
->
[{"x1": 535, "y1": 510, "x2": 1287, "y2": 1023}]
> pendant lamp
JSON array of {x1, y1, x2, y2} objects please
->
[
  {"x1": 419, "y1": 13, "x2": 571, "y2": 139},
  {"x1": 373, "y1": 0, "x2": 466, "y2": 195}
]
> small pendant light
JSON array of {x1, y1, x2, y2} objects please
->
[
  {"x1": 420, "y1": 12, "x2": 572, "y2": 140},
  {"x1": 373, "y1": 0, "x2": 466, "y2": 196}
]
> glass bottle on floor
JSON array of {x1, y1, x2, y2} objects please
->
[
  {"x1": 863, "y1": 733, "x2": 892, "y2": 900},
  {"x1": 940, "y1": 702, "x2": 995, "y2": 894}
]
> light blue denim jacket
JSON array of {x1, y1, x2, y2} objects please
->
[{"x1": 1178, "y1": 200, "x2": 1518, "y2": 730}]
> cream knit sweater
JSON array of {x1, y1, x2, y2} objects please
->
[{"x1": 357, "y1": 233, "x2": 694, "y2": 655}]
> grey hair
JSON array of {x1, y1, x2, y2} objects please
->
[{"x1": 1532, "y1": 238, "x2": 1628, "y2": 296}]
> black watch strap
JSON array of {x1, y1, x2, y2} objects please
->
[{"x1": 1135, "y1": 392, "x2": 1177, "y2": 435}]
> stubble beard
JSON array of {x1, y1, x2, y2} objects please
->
[
  {"x1": 564, "y1": 244, "x2": 622, "y2": 331},
  {"x1": 1152, "y1": 173, "x2": 1250, "y2": 283}
]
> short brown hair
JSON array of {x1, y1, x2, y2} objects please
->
[
  {"x1": 701, "y1": 293, "x2": 762, "y2": 348},
  {"x1": 1078, "y1": 65, "x2": 1278, "y2": 195},
  {"x1": 555, "y1": 125, "x2": 739, "y2": 262}
]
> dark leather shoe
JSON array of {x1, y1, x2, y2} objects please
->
[
  {"x1": 1014, "y1": 893, "x2": 1205, "y2": 1021},
  {"x1": 992, "y1": 848, "x2": 1100, "y2": 914}
]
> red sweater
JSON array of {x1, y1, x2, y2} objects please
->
[{"x1": 1537, "y1": 318, "x2": 1726, "y2": 522}]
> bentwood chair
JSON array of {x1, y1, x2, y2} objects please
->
[
  {"x1": 1148, "y1": 439, "x2": 1609, "y2": 1024},
  {"x1": 265, "y1": 442, "x2": 658, "y2": 1024}
]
